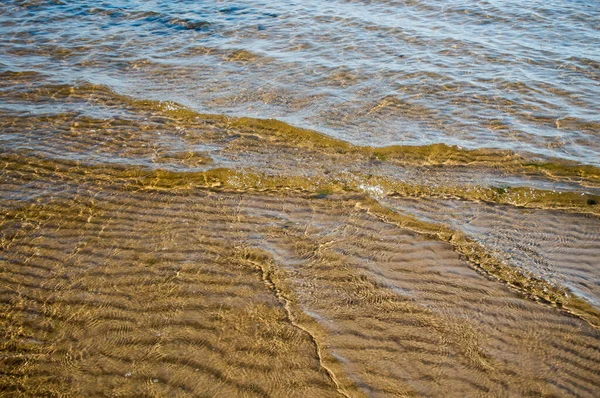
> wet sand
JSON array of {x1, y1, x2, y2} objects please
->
[
  {"x1": 2, "y1": 170, "x2": 599, "y2": 396},
  {"x1": 1, "y1": 82, "x2": 600, "y2": 396},
  {"x1": 2, "y1": 1, "x2": 600, "y2": 395}
]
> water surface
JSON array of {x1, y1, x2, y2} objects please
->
[
  {"x1": 2, "y1": 0, "x2": 599, "y2": 164},
  {"x1": 1, "y1": 1, "x2": 600, "y2": 397}
]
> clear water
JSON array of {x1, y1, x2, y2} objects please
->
[
  {"x1": 2, "y1": 2, "x2": 600, "y2": 396},
  {"x1": 2, "y1": 0, "x2": 599, "y2": 164}
]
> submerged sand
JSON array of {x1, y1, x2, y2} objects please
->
[{"x1": 1, "y1": 81, "x2": 600, "y2": 397}]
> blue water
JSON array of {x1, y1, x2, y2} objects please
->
[{"x1": 1, "y1": 0, "x2": 599, "y2": 164}]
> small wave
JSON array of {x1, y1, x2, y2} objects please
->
[{"x1": 5, "y1": 81, "x2": 600, "y2": 188}]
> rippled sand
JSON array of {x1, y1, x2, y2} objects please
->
[
  {"x1": 1, "y1": 80, "x2": 599, "y2": 396},
  {"x1": 2, "y1": 1, "x2": 600, "y2": 396},
  {"x1": 2, "y1": 163, "x2": 600, "y2": 397}
]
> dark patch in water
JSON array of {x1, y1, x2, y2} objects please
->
[
  {"x1": 219, "y1": 6, "x2": 247, "y2": 15},
  {"x1": 168, "y1": 18, "x2": 211, "y2": 31}
]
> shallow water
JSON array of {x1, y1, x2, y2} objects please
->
[
  {"x1": 2, "y1": 0, "x2": 600, "y2": 164},
  {"x1": 1, "y1": 1, "x2": 600, "y2": 397}
]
